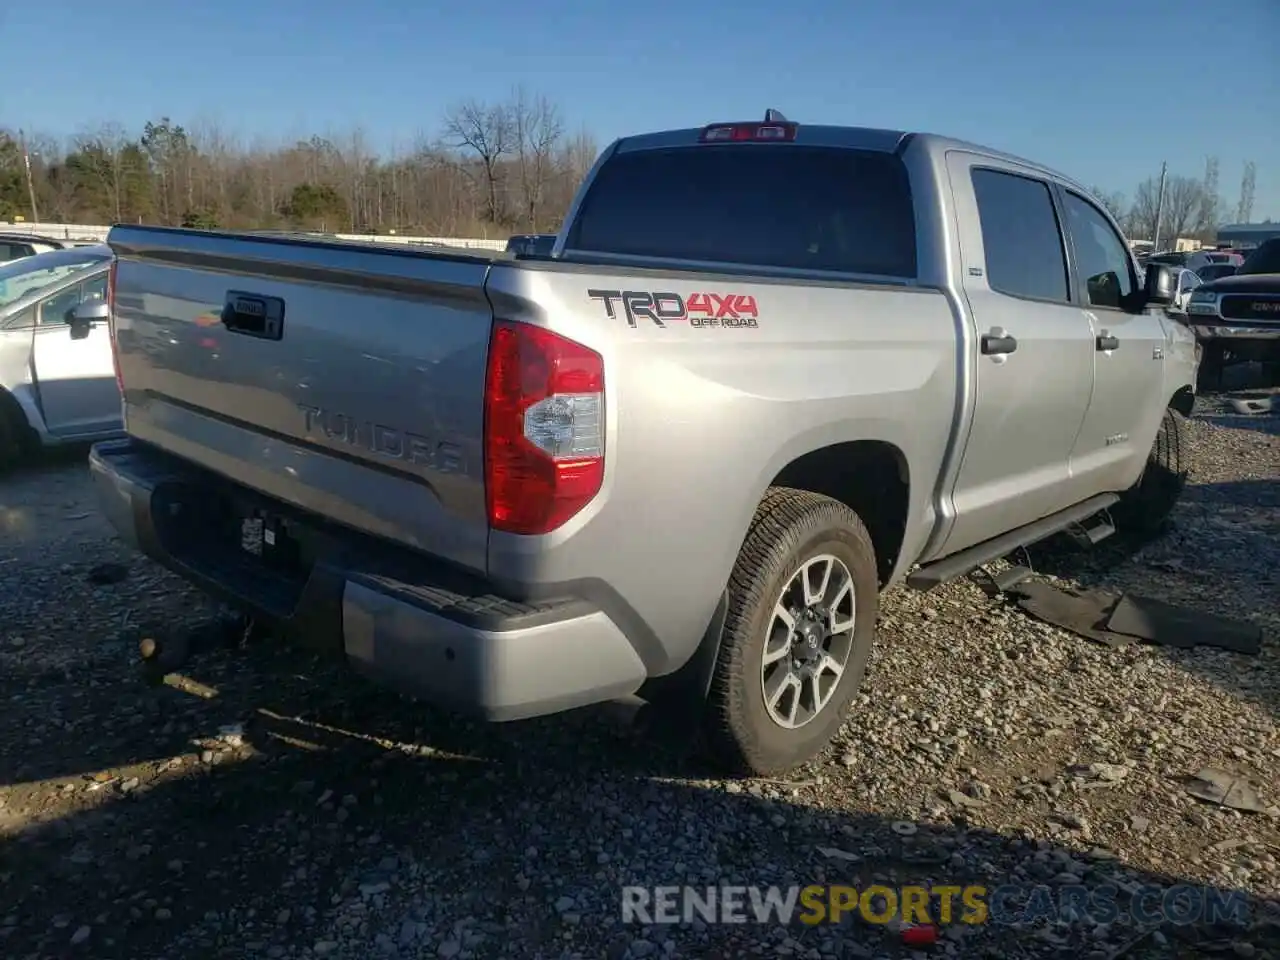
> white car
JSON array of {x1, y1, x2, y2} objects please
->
[
  {"x1": 0, "y1": 245, "x2": 122, "y2": 468},
  {"x1": 0, "y1": 232, "x2": 69, "y2": 264},
  {"x1": 1169, "y1": 268, "x2": 1203, "y2": 315}
]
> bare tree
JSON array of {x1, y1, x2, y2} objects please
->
[
  {"x1": 1161, "y1": 176, "x2": 1206, "y2": 245},
  {"x1": 1130, "y1": 174, "x2": 1205, "y2": 245},
  {"x1": 6, "y1": 92, "x2": 593, "y2": 238},
  {"x1": 1197, "y1": 156, "x2": 1221, "y2": 236},
  {"x1": 511, "y1": 88, "x2": 564, "y2": 231},
  {"x1": 443, "y1": 99, "x2": 514, "y2": 225}
]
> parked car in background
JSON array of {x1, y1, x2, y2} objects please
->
[
  {"x1": 1146, "y1": 251, "x2": 1188, "y2": 268},
  {"x1": 504, "y1": 233, "x2": 557, "y2": 256},
  {"x1": 1187, "y1": 237, "x2": 1280, "y2": 387},
  {"x1": 0, "y1": 232, "x2": 69, "y2": 264},
  {"x1": 0, "y1": 245, "x2": 122, "y2": 468},
  {"x1": 1170, "y1": 268, "x2": 1202, "y2": 315},
  {"x1": 1185, "y1": 250, "x2": 1242, "y2": 273},
  {"x1": 1196, "y1": 262, "x2": 1239, "y2": 282}
]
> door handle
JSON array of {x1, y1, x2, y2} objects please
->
[
  {"x1": 981, "y1": 332, "x2": 1018, "y2": 355},
  {"x1": 1096, "y1": 334, "x2": 1119, "y2": 351},
  {"x1": 221, "y1": 291, "x2": 286, "y2": 341}
]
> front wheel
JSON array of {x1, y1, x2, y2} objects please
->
[
  {"x1": 702, "y1": 488, "x2": 879, "y2": 776},
  {"x1": 1113, "y1": 408, "x2": 1188, "y2": 537}
]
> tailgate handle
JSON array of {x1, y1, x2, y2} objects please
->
[{"x1": 221, "y1": 291, "x2": 285, "y2": 341}]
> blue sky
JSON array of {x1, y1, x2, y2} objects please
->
[{"x1": 6, "y1": 0, "x2": 1279, "y2": 219}]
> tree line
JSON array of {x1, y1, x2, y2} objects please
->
[
  {"x1": 1, "y1": 102, "x2": 1264, "y2": 246},
  {"x1": 1089, "y1": 156, "x2": 1267, "y2": 246},
  {"x1": 0, "y1": 89, "x2": 597, "y2": 238}
]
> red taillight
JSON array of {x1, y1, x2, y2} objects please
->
[
  {"x1": 107, "y1": 258, "x2": 123, "y2": 394},
  {"x1": 484, "y1": 320, "x2": 605, "y2": 535},
  {"x1": 700, "y1": 122, "x2": 797, "y2": 143}
]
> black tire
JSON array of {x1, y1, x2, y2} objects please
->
[
  {"x1": 0, "y1": 392, "x2": 30, "y2": 473},
  {"x1": 702, "y1": 487, "x2": 879, "y2": 776},
  {"x1": 1198, "y1": 343, "x2": 1226, "y2": 392},
  {"x1": 1113, "y1": 408, "x2": 1187, "y2": 537}
]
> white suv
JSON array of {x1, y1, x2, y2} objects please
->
[{"x1": 0, "y1": 233, "x2": 67, "y2": 264}]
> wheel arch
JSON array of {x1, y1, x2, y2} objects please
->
[
  {"x1": 1169, "y1": 384, "x2": 1195, "y2": 417},
  {"x1": 768, "y1": 439, "x2": 910, "y2": 588},
  {"x1": 640, "y1": 438, "x2": 910, "y2": 709}
]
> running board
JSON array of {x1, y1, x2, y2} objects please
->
[
  {"x1": 907, "y1": 494, "x2": 1120, "y2": 592},
  {"x1": 1067, "y1": 509, "x2": 1117, "y2": 547}
]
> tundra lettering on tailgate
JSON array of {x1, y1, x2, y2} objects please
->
[
  {"x1": 299, "y1": 403, "x2": 464, "y2": 473},
  {"x1": 587, "y1": 289, "x2": 760, "y2": 329}
]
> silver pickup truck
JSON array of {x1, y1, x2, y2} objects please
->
[{"x1": 91, "y1": 113, "x2": 1196, "y2": 775}]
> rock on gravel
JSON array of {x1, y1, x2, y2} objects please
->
[{"x1": 0, "y1": 402, "x2": 1277, "y2": 960}]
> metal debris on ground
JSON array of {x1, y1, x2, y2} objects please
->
[
  {"x1": 1183, "y1": 768, "x2": 1268, "y2": 814},
  {"x1": 1007, "y1": 580, "x2": 1262, "y2": 654}
]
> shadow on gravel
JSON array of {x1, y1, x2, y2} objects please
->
[
  {"x1": 1023, "y1": 477, "x2": 1279, "y2": 724},
  {"x1": 1, "y1": 661, "x2": 1278, "y2": 960},
  {"x1": 7, "y1": 442, "x2": 95, "y2": 474},
  {"x1": 1196, "y1": 415, "x2": 1280, "y2": 438}
]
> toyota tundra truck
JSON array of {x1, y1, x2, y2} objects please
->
[{"x1": 90, "y1": 113, "x2": 1196, "y2": 775}]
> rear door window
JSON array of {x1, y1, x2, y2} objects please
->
[
  {"x1": 970, "y1": 168, "x2": 1070, "y2": 303},
  {"x1": 566, "y1": 145, "x2": 917, "y2": 278}
]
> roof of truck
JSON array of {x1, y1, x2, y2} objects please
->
[{"x1": 613, "y1": 123, "x2": 1088, "y2": 198}]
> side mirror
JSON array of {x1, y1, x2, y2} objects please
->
[
  {"x1": 1143, "y1": 263, "x2": 1177, "y2": 307},
  {"x1": 66, "y1": 300, "x2": 109, "y2": 340},
  {"x1": 69, "y1": 300, "x2": 110, "y2": 324}
]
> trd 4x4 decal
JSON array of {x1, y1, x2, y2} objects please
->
[{"x1": 587, "y1": 290, "x2": 760, "y2": 329}]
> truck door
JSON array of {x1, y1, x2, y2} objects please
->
[
  {"x1": 1058, "y1": 188, "x2": 1169, "y2": 497},
  {"x1": 939, "y1": 154, "x2": 1096, "y2": 555}
]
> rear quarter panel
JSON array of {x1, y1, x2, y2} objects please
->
[{"x1": 485, "y1": 262, "x2": 958, "y2": 675}]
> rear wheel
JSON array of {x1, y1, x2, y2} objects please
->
[
  {"x1": 702, "y1": 488, "x2": 878, "y2": 776},
  {"x1": 1114, "y1": 407, "x2": 1187, "y2": 537}
]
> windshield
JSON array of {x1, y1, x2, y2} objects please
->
[
  {"x1": 1239, "y1": 239, "x2": 1280, "y2": 275},
  {"x1": 0, "y1": 250, "x2": 111, "y2": 308},
  {"x1": 1197, "y1": 264, "x2": 1237, "y2": 281}
]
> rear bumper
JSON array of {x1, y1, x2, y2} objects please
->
[{"x1": 89, "y1": 439, "x2": 647, "y2": 720}]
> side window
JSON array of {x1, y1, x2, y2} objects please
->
[
  {"x1": 82, "y1": 275, "x2": 108, "y2": 302},
  {"x1": 970, "y1": 169, "x2": 1070, "y2": 302},
  {"x1": 0, "y1": 243, "x2": 21, "y2": 262},
  {"x1": 1, "y1": 305, "x2": 36, "y2": 330},
  {"x1": 1063, "y1": 192, "x2": 1136, "y2": 310},
  {"x1": 38, "y1": 283, "x2": 84, "y2": 326}
]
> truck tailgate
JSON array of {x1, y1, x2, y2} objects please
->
[{"x1": 108, "y1": 226, "x2": 496, "y2": 573}]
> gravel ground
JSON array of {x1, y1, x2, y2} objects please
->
[{"x1": 1, "y1": 391, "x2": 1278, "y2": 960}]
